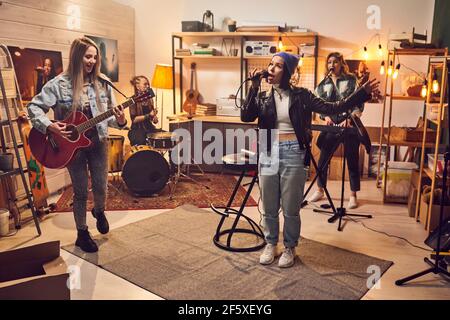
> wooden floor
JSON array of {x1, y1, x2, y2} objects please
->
[{"x1": 0, "y1": 177, "x2": 449, "y2": 300}]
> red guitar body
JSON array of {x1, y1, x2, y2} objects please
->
[{"x1": 28, "y1": 111, "x2": 92, "y2": 169}]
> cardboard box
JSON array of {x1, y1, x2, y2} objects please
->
[
  {"x1": 328, "y1": 146, "x2": 365, "y2": 180},
  {"x1": 408, "y1": 169, "x2": 431, "y2": 217},
  {"x1": 0, "y1": 241, "x2": 70, "y2": 300},
  {"x1": 408, "y1": 185, "x2": 418, "y2": 217},
  {"x1": 419, "y1": 198, "x2": 450, "y2": 232}
]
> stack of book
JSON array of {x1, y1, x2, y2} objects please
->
[
  {"x1": 192, "y1": 47, "x2": 216, "y2": 56},
  {"x1": 195, "y1": 104, "x2": 216, "y2": 116},
  {"x1": 176, "y1": 48, "x2": 191, "y2": 56}
]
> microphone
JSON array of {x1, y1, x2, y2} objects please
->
[
  {"x1": 248, "y1": 70, "x2": 269, "y2": 81},
  {"x1": 326, "y1": 67, "x2": 335, "y2": 78}
]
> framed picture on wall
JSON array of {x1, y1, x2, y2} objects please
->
[
  {"x1": 8, "y1": 46, "x2": 63, "y2": 102},
  {"x1": 85, "y1": 35, "x2": 119, "y2": 82},
  {"x1": 347, "y1": 59, "x2": 385, "y2": 103}
]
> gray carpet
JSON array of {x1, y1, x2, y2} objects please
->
[{"x1": 63, "y1": 205, "x2": 393, "y2": 300}]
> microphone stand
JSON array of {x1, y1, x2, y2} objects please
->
[{"x1": 313, "y1": 109, "x2": 373, "y2": 231}]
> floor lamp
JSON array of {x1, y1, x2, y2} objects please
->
[{"x1": 151, "y1": 63, "x2": 173, "y2": 130}]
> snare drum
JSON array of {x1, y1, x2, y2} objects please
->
[
  {"x1": 147, "y1": 131, "x2": 179, "y2": 149},
  {"x1": 122, "y1": 145, "x2": 170, "y2": 196},
  {"x1": 107, "y1": 135, "x2": 125, "y2": 173}
]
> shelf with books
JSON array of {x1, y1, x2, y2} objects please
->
[{"x1": 171, "y1": 32, "x2": 319, "y2": 115}]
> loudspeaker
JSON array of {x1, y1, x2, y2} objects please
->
[{"x1": 425, "y1": 217, "x2": 450, "y2": 251}]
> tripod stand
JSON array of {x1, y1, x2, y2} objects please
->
[
  {"x1": 396, "y1": 149, "x2": 450, "y2": 285},
  {"x1": 313, "y1": 119, "x2": 372, "y2": 231}
]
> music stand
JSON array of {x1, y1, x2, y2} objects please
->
[{"x1": 313, "y1": 115, "x2": 373, "y2": 231}]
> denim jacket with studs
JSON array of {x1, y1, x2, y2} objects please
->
[{"x1": 27, "y1": 73, "x2": 123, "y2": 139}]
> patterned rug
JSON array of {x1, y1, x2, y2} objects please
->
[
  {"x1": 63, "y1": 205, "x2": 394, "y2": 300},
  {"x1": 55, "y1": 173, "x2": 258, "y2": 212}
]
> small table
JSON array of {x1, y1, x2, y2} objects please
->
[{"x1": 210, "y1": 153, "x2": 265, "y2": 252}]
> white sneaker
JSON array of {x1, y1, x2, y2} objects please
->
[
  {"x1": 278, "y1": 247, "x2": 296, "y2": 268},
  {"x1": 308, "y1": 190, "x2": 324, "y2": 202},
  {"x1": 348, "y1": 196, "x2": 358, "y2": 209},
  {"x1": 259, "y1": 244, "x2": 277, "y2": 265}
]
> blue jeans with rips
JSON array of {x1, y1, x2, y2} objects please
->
[
  {"x1": 259, "y1": 140, "x2": 307, "y2": 248},
  {"x1": 66, "y1": 134, "x2": 108, "y2": 231}
]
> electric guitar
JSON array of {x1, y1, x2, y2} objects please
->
[
  {"x1": 28, "y1": 89, "x2": 154, "y2": 169},
  {"x1": 182, "y1": 62, "x2": 200, "y2": 118}
]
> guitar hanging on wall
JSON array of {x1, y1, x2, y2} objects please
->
[
  {"x1": 28, "y1": 89, "x2": 154, "y2": 169},
  {"x1": 182, "y1": 62, "x2": 200, "y2": 118}
]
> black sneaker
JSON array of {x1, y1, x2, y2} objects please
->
[
  {"x1": 75, "y1": 229, "x2": 98, "y2": 253},
  {"x1": 92, "y1": 209, "x2": 109, "y2": 234}
]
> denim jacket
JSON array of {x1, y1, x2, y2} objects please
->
[
  {"x1": 315, "y1": 73, "x2": 364, "y2": 124},
  {"x1": 27, "y1": 74, "x2": 124, "y2": 139}
]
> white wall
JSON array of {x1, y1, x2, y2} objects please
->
[{"x1": 116, "y1": 0, "x2": 436, "y2": 129}]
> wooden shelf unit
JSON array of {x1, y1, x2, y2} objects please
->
[
  {"x1": 375, "y1": 48, "x2": 449, "y2": 206},
  {"x1": 414, "y1": 55, "x2": 449, "y2": 233},
  {"x1": 171, "y1": 31, "x2": 319, "y2": 114}
]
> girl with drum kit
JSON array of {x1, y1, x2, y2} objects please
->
[
  {"x1": 128, "y1": 75, "x2": 159, "y2": 145},
  {"x1": 28, "y1": 37, "x2": 127, "y2": 253}
]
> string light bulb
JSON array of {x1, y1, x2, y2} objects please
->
[
  {"x1": 278, "y1": 37, "x2": 283, "y2": 51},
  {"x1": 363, "y1": 46, "x2": 369, "y2": 60},
  {"x1": 379, "y1": 61, "x2": 385, "y2": 75},
  {"x1": 377, "y1": 44, "x2": 383, "y2": 58},
  {"x1": 387, "y1": 61, "x2": 393, "y2": 76},
  {"x1": 432, "y1": 71, "x2": 440, "y2": 93},
  {"x1": 298, "y1": 53, "x2": 304, "y2": 67},
  {"x1": 392, "y1": 64, "x2": 400, "y2": 80},
  {"x1": 421, "y1": 80, "x2": 428, "y2": 98}
]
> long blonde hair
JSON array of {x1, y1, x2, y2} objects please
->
[
  {"x1": 65, "y1": 37, "x2": 108, "y2": 112},
  {"x1": 325, "y1": 52, "x2": 351, "y2": 77}
]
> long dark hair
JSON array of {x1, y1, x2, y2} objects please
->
[{"x1": 279, "y1": 66, "x2": 292, "y2": 90}]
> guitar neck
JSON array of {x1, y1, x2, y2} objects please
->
[{"x1": 77, "y1": 98, "x2": 135, "y2": 133}]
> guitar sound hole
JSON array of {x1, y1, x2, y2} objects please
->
[{"x1": 66, "y1": 124, "x2": 79, "y2": 141}]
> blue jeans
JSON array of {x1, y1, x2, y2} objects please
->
[
  {"x1": 67, "y1": 135, "x2": 108, "y2": 231},
  {"x1": 259, "y1": 140, "x2": 307, "y2": 248}
]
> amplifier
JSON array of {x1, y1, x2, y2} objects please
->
[
  {"x1": 216, "y1": 97, "x2": 242, "y2": 117},
  {"x1": 244, "y1": 41, "x2": 277, "y2": 56}
]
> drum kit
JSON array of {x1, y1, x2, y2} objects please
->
[{"x1": 107, "y1": 131, "x2": 208, "y2": 198}]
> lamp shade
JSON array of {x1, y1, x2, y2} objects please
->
[{"x1": 151, "y1": 63, "x2": 173, "y2": 89}]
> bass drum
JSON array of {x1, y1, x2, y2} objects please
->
[{"x1": 122, "y1": 145, "x2": 170, "y2": 196}]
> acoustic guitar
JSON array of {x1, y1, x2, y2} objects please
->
[
  {"x1": 28, "y1": 89, "x2": 154, "y2": 169},
  {"x1": 182, "y1": 62, "x2": 200, "y2": 118}
]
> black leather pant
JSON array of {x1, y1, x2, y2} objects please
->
[{"x1": 316, "y1": 131, "x2": 361, "y2": 192}]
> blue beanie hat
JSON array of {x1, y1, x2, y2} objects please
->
[{"x1": 274, "y1": 52, "x2": 299, "y2": 76}]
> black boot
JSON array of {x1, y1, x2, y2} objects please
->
[
  {"x1": 75, "y1": 229, "x2": 98, "y2": 253},
  {"x1": 92, "y1": 209, "x2": 109, "y2": 234}
]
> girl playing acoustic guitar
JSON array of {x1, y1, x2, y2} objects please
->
[{"x1": 28, "y1": 37, "x2": 127, "y2": 253}]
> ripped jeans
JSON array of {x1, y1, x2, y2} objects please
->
[
  {"x1": 66, "y1": 134, "x2": 108, "y2": 231},
  {"x1": 259, "y1": 140, "x2": 307, "y2": 248}
]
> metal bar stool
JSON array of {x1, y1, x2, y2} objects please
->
[{"x1": 210, "y1": 152, "x2": 265, "y2": 252}]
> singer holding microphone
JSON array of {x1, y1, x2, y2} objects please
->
[
  {"x1": 241, "y1": 52, "x2": 379, "y2": 268},
  {"x1": 28, "y1": 37, "x2": 127, "y2": 253},
  {"x1": 308, "y1": 52, "x2": 364, "y2": 209}
]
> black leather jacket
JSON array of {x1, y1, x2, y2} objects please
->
[{"x1": 241, "y1": 85, "x2": 371, "y2": 149}]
